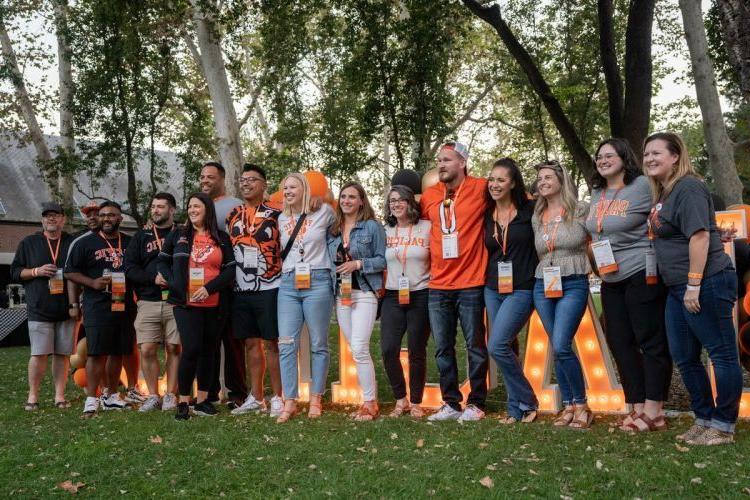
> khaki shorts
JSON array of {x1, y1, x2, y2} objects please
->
[
  {"x1": 28, "y1": 319, "x2": 76, "y2": 356},
  {"x1": 134, "y1": 300, "x2": 179, "y2": 345}
]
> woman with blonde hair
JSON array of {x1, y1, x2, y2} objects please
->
[
  {"x1": 531, "y1": 160, "x2": 593, "y2": 429},
  {"x1": 327, "y1": 182, "x2": 386, "y2": 421},
  {"x1": 645, "y1": 131, "x2": 740, "y2": 445},
  {"x1": 276, "y1": 172, "x2": 335, "y2": 423}
]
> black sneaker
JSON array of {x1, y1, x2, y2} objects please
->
[
  {"x1": 193, "y1": 401, "x2": 218, "y2": 416},
  {"x1": 175, "y1": 402, "x2": 190, "y2": 421}
]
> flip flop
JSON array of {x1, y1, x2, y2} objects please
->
[
  {"x1": 55, "y1": 400, "x2": 71, "y2": 409},
  {"x1": 24, "y1": 402, "x2": 39, "y2": 411}
]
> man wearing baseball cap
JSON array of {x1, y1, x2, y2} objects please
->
[
  {"x1": 11, "y1": 202, "x2": 76, "y2": 410},
  {"x1": 420, "y1": 141, "x2": 490, "y2": 422}
]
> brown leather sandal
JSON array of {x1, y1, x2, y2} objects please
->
[
  {"x1": 620, "y1": 412, "x2": 643, "y2": 432},
  {"x1": 276, "y1": 400, "x2": 298, "y2": 424},
  {"x1": 409, "y1": 405, "x2": 425, "y2": 418},
  {"x1": 521, "y1": 410, "x2": 538, "y2": 423},
  {"x1": 497, "y1": 415, "x2": 519, "y2": 425},
  {"x1": 553, "y1": 407, "x2": 576, "y2": 427},
  {"x1": 308, "y1": 394, "x2": 322, "y2": 419},
  {"x1": 569, "y1": 405, "x2": 594, "y2": 429},
  {"x1": 353, "y1": 401, "x2": 380, "y2": 422},
  {"x1": 631, "y1": 413, "x2": 668, "y2": 432},
  {"x1": 388, "y1": 399, "x2": 410, "y2": 417}
]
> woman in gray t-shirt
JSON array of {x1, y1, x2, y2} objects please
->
[{"x1": 586, "y1": 138, "x2": 671, "y2": 433}]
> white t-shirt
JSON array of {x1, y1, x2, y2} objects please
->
[
  {"x1": 279, "y1": 203, "x2": 335, "y2": 272},
  {"x1": 384, "y1": 220, "x2": 431, "y2": 290}
]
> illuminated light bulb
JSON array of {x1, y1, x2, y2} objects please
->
[
  {"x1": 400, "y1": 358, "x2": 407, "y2": 365},
  {"x1": 541, "y1": 394, "x2": 551, "y2": 402},
  {"x1": 534, "y1": 342, "x2": 545, "y2": 352},
  {"x1": 593, "y1": 367, "x2": 604, "y2": 378},
  {"x1": 348, "y1": 366, "x2": 357, "y2": 376},
  {"x1": 599, "y1": 395, "x2": 609, "y2": 403},
  {"x1": 741, "y1": 400, "x2": 747, "y2": 408},
  {"x1": 530, "y1": 368, "x2": 541, "y2": 378},
  {"x1": 585, "y1": 340, "x2": 596, "y2": 351},
  {"x1": 612, "y1": 396, "x2": 621, "y2": 404}
]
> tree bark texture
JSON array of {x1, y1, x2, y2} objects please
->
[
  {"x1": 679, "y1": 0, "x2": 743, "y2": 205},
  {"x1": 715, "y1": 0, "x2": 750, "y2": 104},
  {"x1": 53, "y1": 0, "x2": 75, "y2": 211},
  {"x1": 597, "y1": 0, "x2": 625, "y2": 138},
  {"x1": 190, "y1": 1, "x2": 243, "y2": 197},
  {"x1": 461, "y1": 0, "x2": 595, "y2": 183}
]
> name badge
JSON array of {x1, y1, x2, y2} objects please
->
[
  {"x1": 111, "y1": 272, "x2": 126, "y2": 311},
  {"x1": 498, "y1": 261, "x2": 513, "y2": 294},
  {"x1": 442, "y1": 232, "x2": 459, "y2": 259},
  {"x1": 398, "y1": 276, "x2": 410, "y2": 305},
  {"x1": 49, "y1": 268, "x2": 64, "y2": 295},
  {"x1": 591, "y1": 239, "x2": 618, "y2": 275},
  {"x1": 295, "y1": 262, "x2": 311, "y2": 289},
  {"x1": 161, "y1": 289, "x2": 169, "y2": 301},
  {"x1": 243, "y1": 246, "x2": 259, "y2": 272},
  {"x1": 340, "y1": 273, "x2": 352, "y2": 306},
  {"x1": 189, "y1": 268, "x2": 205, "y2": 298},
  {"x1": 543, "y1": 266, "x2": 563, "y2": 298},
  {"x1": 102, "y1": 269, "x2": 112, "y2": 293},
  {"x1": 645, "y1": 250, "x2": 658, "y2": 285}
]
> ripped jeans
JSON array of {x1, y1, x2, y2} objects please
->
[{"x1": 277, "y1": 271, "x2": 334, "y2": 400}]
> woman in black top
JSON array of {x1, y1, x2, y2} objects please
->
[
  {"x1": 157, "y1": 192, "x2": 235, "y2": 420},
  {"x1": 483, "y1": 158, "x2": 539, "y2": 424}
]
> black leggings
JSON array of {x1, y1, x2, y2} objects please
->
[
  {"x1": 380, "y1": 289, "x2": 430, "y2": 404},
  {"x1": 601, "y1": 270, "x2": 672, "y2": 403},
  {"x1": 174, "y1": 306, "x2": 221, "y2": 397}
]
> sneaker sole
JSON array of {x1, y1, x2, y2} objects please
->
[{"x1": 192, "y1": 409, "x2": 217, "y2": 417}]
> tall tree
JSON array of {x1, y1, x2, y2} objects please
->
[
  {"x1": 52, "y1": 0, "x2": 75, "y2": 211},
  {"x1": 713, "y1": 0, "x2": 750, "y2": 105},
  {"x1": 679, "y1": 0, "x2": 743, "y2": 205}
]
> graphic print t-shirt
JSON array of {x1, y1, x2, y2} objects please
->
[
  {"x1": 188, "y1": 232, "x2": 222, "y2": 307},
  {"x1": 226, "y1": 202, "x2": 282, "y2": 292},
  {"x1": 384, "y1": 220, "x2": 431, "y2": 291},
  {"x1": 64, "y1": 231, "x2": 132, "y2": 325}
]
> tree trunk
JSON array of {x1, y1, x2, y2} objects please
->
[
  {"x1": 53, "y1": 0, "x2": 76, "y2": 212},
  {"x1": 679, "y1": 0, "x2": 743, "y2": 205},
  {"x1": 189, "y1": 1, "x2": 243, "y2": 197},
  {"x1": 715, "y1": 0, "x2": 750, "y2": 104},
  {"x1": 0, "y1": 15, "x2": 56, "y2": 199},
  {"x1": 597, "y1": 0, "x2": 624, "y2": 138},
  {"x1": 622, "y1": 0, "x2": 655, "y2": 156},
  {"x1": 461, "y1": 0, "x2": 595, "y2": 183}
]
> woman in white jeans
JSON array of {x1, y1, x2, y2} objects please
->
[{"x1": 327, "y1": 182, "x2": 386, "y2": 421}]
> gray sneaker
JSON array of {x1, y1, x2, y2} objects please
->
[
  {"x1": 458, "y1": 404, "x2": 485, "y2": 422},
  {"x1": 676, "y1": 424, "x2": 708, "y2": 442},
  {"x1": 268, "y1": 396, "x2": 284, "y2": 418},
  {"x1": 231, "y1": 395, "x2": 266, "y2": 415},
  {"x1": 162, "y1": 393, "x2": 177, "y2": 411},
  {"x1": 427, "y1": 404, "x2": 462, "y2": 422},
  {"x1": 687, "y1": 427, "x2": 734, "y2": 446},
  {"x1": 139, "y1": 395, "x2": 161, "y2": 413}
]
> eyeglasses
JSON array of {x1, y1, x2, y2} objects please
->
[
  {"x1": 42, "y1": 213, "x2": 63, "y2": 218},
  {"x1": 388, "y1": 199, "x2": 407, "y2": 206},
  {"x1": 239, "y1": 177, "x2": 265, "y2": 184},
  {"x1": 595, "y1": 153, "x2": 619, "y2": 162}
]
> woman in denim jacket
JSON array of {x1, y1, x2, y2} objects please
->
[{"x1": 328, "y1": 182, "x2": 386, "y2": 421}]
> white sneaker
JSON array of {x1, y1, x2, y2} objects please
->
[
  {"x1": 82, "y1": 396, "x2": 99, "y2": 416},
  {"x1": 427, "y1": 404, "x2": 462, "y2": 421},
  {"x1": 101, "y1": 393, "x2": 127, "y2": 410},
  {"x1": 161, "y1": 393, "x2": 177, "y2": 411},
  {"x1": 458, "y1": 404, "x2": 485, "y2": 422},
  {"x1": 231, "y1": 394, "x2": 266, "y2": 415},
  {"x1": 124, "y1": 387, "x2": 147, "y2": 404},
  {"x1": 268, "y1": 396, "x2": 284, "y2": 418},
  {"x1": 139, "y1": 395, "x2": 161, "y2": 412}
]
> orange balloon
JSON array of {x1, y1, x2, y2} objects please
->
[
  {"x1": 269, "y1": 190, "x2": 283, "y2": 204},
  {"x1": 739, "y1": 322, "x2": 750, "y2": 355},
  {"x1": 325, "y1": 188, "x2": 334, "y2": 203},
  {"x1": 422, "y1": 167, "x2": 439, "y2": 192},
  {"x1": 304, "y1": 171, "x2": 328, "y2": 198},
  {"x1": 727, "y1": 204, "x2": 750, "y2": 236},
  {"x1": 73, "y1": 368, "x2": 87, "y2": 388},
  {"x1": 744, "y1": 292, "x2": 750, "y2": 324}
]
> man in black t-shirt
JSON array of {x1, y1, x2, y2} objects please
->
[
  {"x1": 124, "y1": 193, "x2": 181, "y2": 412},
  {"x1": 11, "y1": 202, "x2": 76, "y2": 411},
  {"x1": 65, "y1": 201, "x2": 134, "y2": 417},
  {"x1": 67, "y1": 201, "x2": 101, "y2": 318}
]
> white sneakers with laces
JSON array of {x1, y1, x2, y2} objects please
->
[
  {"x1": 161, "y1": 393, "x2": 177, "y2": 411},
  {"x1": 268, "y1": 396, "x2": 284, "y2": 418},
  {"x1": 231, "y1": 394, "x2": 267, "y2": 415},
  {"x1": 82, "y1": 396, "x2": 99, "y2": 416},
  {"x1": 427, "y1": 404, "x2": 462, "y2": 421},
  {"x1": 458, "y1": 404, "x2": 485, "y2": 422}
]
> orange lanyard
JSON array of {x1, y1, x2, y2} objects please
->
[
  {"x1": 440, "y1": 179, "x2": 466, "y2": 234},
  {"x1": 492, "y1": 205, "x2": 516, "y2": 257},
  {"x1": 152, "y1": 225, "x2": 173, "y2": 252},
  {"x1": 542, "y1": 208, "x2": 565, "y2": 255},
  {"x1": 242, "y1": 204, "x2": 260, "y2": 236},
  {"x1": 99, "y1": 231, "x2": 122, "y2": 266},
  {"x1": 45, "y1": 236, "x2": 61, "y2": 266},
  {"x1": 595, "y1": 187, "x2": 623, "y2": 234},
  {"x1": 395, "y1": 224, "x2": 413, "y2": 276}
]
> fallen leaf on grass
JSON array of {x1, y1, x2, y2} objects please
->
[
  {"x1": 119, "y1": 490, "x2": 127, "y2": 495},
  {"x1": 478, "y1": 442, "x2": 489, "y2": 449},
  {"x1": 502, "y1": 459, "x2": 513, "y2": 465},
  {"x1": 416, "y1": 439, "x2": 424, "y2": 448},
  {"x1": 691, "y1": 477, "x2": 702, "y2": 485},
  {"x1": 149, "y1": 435, "x2": 163, "y2": 444},
  {"x1": 596, "y1": 460, "x2": 603, "y2": 470},
  {"x1": 308, "y1": 464, "x2": 317, "y2": 470},
  {"x1": 486, "y1": 464, "x2": 496, "y2": 471},
  {"x1": 58, "y1": 481, "x2": 85, "y2": 494},
  {"x1": 479, "y1": 476, "x2": 494, "y2": 488},
  {"x1": 742, "y1": 487, "x2": 750, "y2": 495},
  {"x1": 529, "y1": 469, "x2": 538, "y2": 476},
  {"x1": 694, "y1": 463, "x2": 707, "y2": 469},
  {"x1": 675, "y1": 444, "x2": 689, "y2": 452},
  {"x1": 390, "y1": 433, "x2": 398, "y2": 440}
]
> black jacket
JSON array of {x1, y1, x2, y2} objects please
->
[
  {"x1": 124, "y1": 226, "x2": 174, "y2": 301},
  {"x1": 156, "y1": 227, "x2": 235, "y2": 308}
]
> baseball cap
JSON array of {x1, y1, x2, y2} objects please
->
[
  {"x1": 41, "y1": 202, "x2": 64, "y2": 216},
  {"x1": 80, "y1": 201, "x2": 99, "y2": 215},
  {"x1": 440, "y1": 141, "x2": 469, "y2": 160}
]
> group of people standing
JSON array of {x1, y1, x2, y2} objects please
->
[{"x1": 12, "y1": 131, "x2": 743, "y2": 446}]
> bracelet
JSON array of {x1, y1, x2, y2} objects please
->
[
  {"x1": 686, "y1": 285, "x2": 701, "y2": 292},
  {"x1": 69, "y1": 303, "x2": 79, "y2": 308},
  {"x1": 32, "y1": 267, "x2": 38, "y2": 277},
  {"x1": 687, "y1": 272, "x2": 703, "y2": 280}
]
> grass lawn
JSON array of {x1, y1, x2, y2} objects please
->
[{"x1": 1, "y1": 323, "x2": 749, "y2": 498}]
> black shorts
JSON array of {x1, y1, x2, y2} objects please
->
[
  {"x1": 232, "y1": 289, "x2": 279, "y2": 341},
  {"x1": 85, "y1": 323, "x2": 135, "y2": 356}
]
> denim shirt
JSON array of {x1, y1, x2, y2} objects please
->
[{"x1": 327, "y1": 219, "x2": 386, "y2": 294}]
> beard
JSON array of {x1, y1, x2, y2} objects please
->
[{"x1": 101, "y1": 221, "x2": 120, "y2": 234}]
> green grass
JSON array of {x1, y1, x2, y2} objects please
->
[{"x1": 1, "y1": 325, "x2": 749, "y2": 498}]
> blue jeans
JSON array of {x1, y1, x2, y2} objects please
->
[
  {"x1": 428, "y1": 287, "x2": 489, "y2": 410},
  {"x1": 484, "y1": 287, "x2": 537, "y2": 419},
  {"x1": 277, "y1": 270, "x2": 334, "y2": 399},
  {"x1": 533, "y1": 275, "x2": 589, "y2": 406},
  {"x1": 665, "y1": 268, "x2": 741, "y2": 432}
]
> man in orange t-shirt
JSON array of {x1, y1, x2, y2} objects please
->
[{"x1": 420, "y1": 141, "x2": 490, "y2": 422}]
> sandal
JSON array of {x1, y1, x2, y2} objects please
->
[
  {"x1": 308, "y1": 394, "x2": 322, "y2": 419},
  {"x1": 276, "y1": 400, "x2": 298, "y2": 424},
  {"x1": 352, "y1": 401, "x2": 380, "y2": 422},
  {"x1": 55, "y1": 400, "x2": 71, "y2": 409},
  {"x1": 521, "y1": 410, "x2": 538, "y2": 423},
  {"x1": 409, "y1": 405, "x2": 425, "y2": 419},
  {"x1": 553, "y1": 407, "x2": 575, "y2": 427},
  {"x1": 569, "y1": 405, "x2": 594, "y2": 429},
  {"x1": 497, "y1": 415, "x2": 519, "y2": 425},
  {"x1": 620, "y1": 412, "x2": 643, "y2": 432},
  {"x1": 388, "y1": 399, "x2": 410, "y2": 417},
  {"x1": 24, "y1": 402, "x2": 39, "y2": 412},
  {"x1": 630, "y1": 413, "x2": 668, "y2": 432}
]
